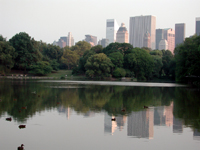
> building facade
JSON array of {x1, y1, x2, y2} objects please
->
[
  {"x1": 57, "y1": 38, "x2": 66, "y2": 48},
  {"x1": 106, "y1": 19, "x2": 119, "y2": 44},
  {"x1": 67, "y1": 32, "x2": 74, "y2": 47},
  {"x1": 196, "y1": 17, "x2": 200, "y2": 35},
  {"x1": 158, "y1": 39, "x2": 168, "y2": 50},
  {"x1": 175, "y1": 23, "x2": 185, "y2": 47},
  {"x1": 98, "y1": 38, "x2": 109, "y2": 48},
  {"x1": 129, "y1": 15, "x2": 156, "y2": 50},
  {"x1": 143, "y1": 31, "x2": 151, "y2": 48},
  {"x1": 116, "y1": 23, "x2": 129, "y2": 43},
  {"x1": 85, "y1": 35, "x2": 97, "y2": 47},
  {"x1": 156, "y1": 29, "x2": 164, "y2": 49},
  {"x1": 54, "y1": 32, "x2": 74, "y2": 48},
  {"x1": 164, "y1": 28, "x2": 175, "y2": 54}
]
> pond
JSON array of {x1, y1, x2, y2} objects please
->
[{"x1": 0, "y1": 79, "x2": 200, "y2": 150}]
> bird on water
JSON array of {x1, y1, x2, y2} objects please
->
[
  {"x1": 18, "y1": 144, "x2": 24, "y2": 150},
  {"x1": 19, "y1": 125, "x2": 26, "y2": 129},
  {"x1": 6, "y1": 117, "x2": 12, "y2": 121}
]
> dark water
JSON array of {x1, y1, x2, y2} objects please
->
[{"x1": 0, "y1": 79, "x2": 200, "y2": 150}]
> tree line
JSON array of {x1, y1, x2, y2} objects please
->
[{"x1": 1, "y1": 32, "x2": 200, "y2": 82}]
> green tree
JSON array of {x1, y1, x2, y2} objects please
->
[
  {"x1": 42, "y1": 44, "x2": 63, "y2": 62},
  {"x1": 175, "y1": 35, "x2": 200, "y2": 82},
  {"x1": 162, "y1": 50, "x2": 174, "y2": 76},
  {"x1": 124, "y1": 48, "x2": 154, "y2": 80},
  {"x1": 90, "y1": 45, "x2": 103, "y2": 54},
  {"x1": 71, "y1": 41, "x2": 91, "y2": 57},
  {"x1": 103, "y1": 42, "x2": 133, "y2": 56},
  {"x1": 113, "y1": 68, "x2": 126, "y2": 78},
  {"x1": 61, "y1": 48, "x2": 79, "y2": 69},
  {"x1": 151, "y1": 55, "x2": 163, "y2": 78},
  {"x1": 108, "y1": 52, "x2": 124, "y2": 69},
  {"x1": 29, "y1": 61, "x2": 52, "y2": 75},
  {"x1": 9, "y1": 32, "x2": 40, "y2": 72},
  {"x1": 150, "y1": 50, "x2": 163, "y2": 57},
  {"x1": 0, "y1": 35, "x2": 17, "y2": 74},
  {"x1": 85, "y1": 53, "x2": 113, "y2": 78}
]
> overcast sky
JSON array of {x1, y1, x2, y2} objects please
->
[{"x1": 0, "y1": 0, "x2": 200, "y2": 44}]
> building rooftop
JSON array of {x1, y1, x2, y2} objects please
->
[{"x1": 118, "y1": 23, "x2": 128, "y2": 32}]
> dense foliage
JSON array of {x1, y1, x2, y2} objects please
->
[
  {"x1": 0, "y1": 35, "x2": 17, "y2": 74},
  {"x1": 1, "y1": 32, "x2": 199, "y2": 81},
  {"x1": 175, "y1": 35, "x2": 200, "y2": 83}
]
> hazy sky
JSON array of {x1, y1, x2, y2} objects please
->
[{"x1": 0, "y1": 0, "x2": 200, "y2": 44}]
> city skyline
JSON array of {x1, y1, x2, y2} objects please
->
[{"x1": 0, "y1": 0, "x2": 199, "y2": 44}]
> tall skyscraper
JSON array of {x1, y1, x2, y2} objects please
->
[
  {"x1": 196, "y1": 17, "x2": 200, "y2": 35},
  {"x1": 116, "y1": 23, "x2": 129, "y2": 43},
  {"x1": 106, "y1": 19, "x2": 119, "y2": 44},
  {"x1": 175, "y1": 23, "x2": 185, "y2": 47},
  {"x1": 85, "y1": 35, "x2": 97, "y2": 47},
  {"x1": 164, "y1": 28, "x2": 175, "y2": 54},
  {"x1": 67, "y1": 32, "x2": 74, "y2": 47},
  {"x1": 156, "y1": 29, "x2": 164, "y2": 49},
  {"x1": 129, "y1": 15, "x2": 156, "y2": 50}
]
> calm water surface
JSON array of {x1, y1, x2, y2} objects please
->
[{"x1": 0, "y1": 79, "x2": 199, "y2": 150}]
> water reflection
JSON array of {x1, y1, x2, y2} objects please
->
[{"x1": 0, "y1": 79, "x2": 200, "y2": 142}]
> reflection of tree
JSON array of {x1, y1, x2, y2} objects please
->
[
  {"x1": 173, "y1": 88, "x2": 200, "y2": 131},
  {"x1": 0, "y1": 80, "x2": 174, "y2": 122},
  {"x1": 104, "y1": 87, "x2": 173, "y2": 116}
]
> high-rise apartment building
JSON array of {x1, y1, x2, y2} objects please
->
[
  {"x1": 175, "y1": 23, "x2": 185, "y2": 47},
  {"x1": 196, "y1": 17, "x2": 200, "y2": 35},
  {"x1": 164, "y1": 28, "x2": 175, "y2": 54},
  {"x1": 116, "y1": 23, "x2": 129, "y2": 43},
  {"x1": 85, "y1": 35, "x2": 97, "y2": 47},
  {"x1": 106, "y1": 19, "x2": 119, "y2": 44},
  {"x1": 129, "y1": 15, "x2": 156, "y2": 50}
]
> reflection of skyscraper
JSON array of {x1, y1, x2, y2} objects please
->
[
  {"x1": 127, "y1": 109, "x2": 154, "y2": 139},
  {"x1": 116, "y1": 115, "x2": 127, "y2": 131},
  {"x1": 173, "y1": 118, "x2": 183, "y2": 133},
  {"x1": 57, "y1": 106, "x2": 71, "y2": 120},
  {"x1": 104, "y1": 113, "x2": 117, "y2": 135},
  {"x1": 193, "y1": 129, "x2": 200, "y2": 140},
  {"x1": 154, "y1": 106, "x2": 166, "y2": 126},
  {"x1": 84, "y1": 111, "x2": 95, "y2": 117},
  {"x1": 164, "y1": 102, "x2": 173, "y2": 127}
]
